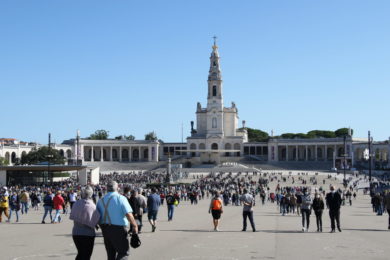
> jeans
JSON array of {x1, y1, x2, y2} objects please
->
[
  {"x1": 42, "y1": 206, "x2": 53, "y2": 222},
  {"x1": 167, "y1": 204, "x2": 175, "y2": 221},
  {"x1": 21, "y1": 202, "x2": 29, "y2": 214},
  {"x1": 53, "y1": 209, "x2": 62, "y2": 223},
  {"x1": 242, "y1": 211, "x2": 256, "y2": 231},
  {"x1": 73, "y1": 235, "x2": 95, "y2": 260},
  {"x1": 301, "y1": 209, "x2": 311, "y2": 229},
  {"x1": 314, "y1": 210, "x2": 323, "y2": 230},
  {"x1": 9, "y1": 209, "x2": 19, "y2": 222}
]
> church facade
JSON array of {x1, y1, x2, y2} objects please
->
[{"x1": 185, "y1": 40, "x2": 247, "y2": 163}]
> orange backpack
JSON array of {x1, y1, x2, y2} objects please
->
[{"x1": 212, "y1": 199, "x2": 222, "y2": 210}]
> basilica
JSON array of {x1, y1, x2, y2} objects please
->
[{"x1": 0, "y1": 41, "x2": 389, "y2": 170}]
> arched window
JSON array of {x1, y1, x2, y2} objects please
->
[
  {"x1": 212, "y1": 85, "x2": 217, "y2": 96},
  {"x1": 225, "y1": 143, "x2": 231, "y2": 156},
  {"x1": 112, "y1": 149, "x2": 118, "y2": 160},
  {"x1": 212, "y1": 117, "x2": 217, "y2": 128},
  {"x1": 11, "y1": 152, "x2": 16, "y2": 163},
  {"x1": 66, "y1": 149, "x2": 72, "y2": 159},
  {"x1": 211, "y1": 143, "x2": 218, "y2": 150},
  {"x1": 122, "y1": 149, "x2": 129, "y2": 161},
  {"x1": 144, "y1": 149, "x2": 149, "y2": 159},
  {"x1": 199, "y1": 143, "x2": 205, "y2": 150}
]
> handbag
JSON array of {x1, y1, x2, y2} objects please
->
[{"x1": 130, "y1": 233, "x2": 141, "y2": 249}]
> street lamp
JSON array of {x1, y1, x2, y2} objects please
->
[{"x1": 368, "y1": 131, "x2": 373, "y2": 195}]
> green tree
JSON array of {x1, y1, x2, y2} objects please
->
[
  {"x1": 89, "y1": 130, "x2": 109, "y2": 140},
  {"x1": 307, "y1": 130, "x2": 336, "y2": 138},
  {"x1": 335, "y1": 128, "x2": 353, "y2": 137},
  {"x1": 240, "y1": 127, "x2": 269, "y2": 142},
  {"x1": 21, "y1": 146, "x2": 66, "y2": 165},
  {"x1": 125, "y1": 135, "x2": 135, "y2": 140},
  {"x1": 0, "y1": 157, "x2": 9, "y2": 166},
  {"x1": 145, "y1": 131, "x2": 158, "y2": 141},
  {"x1": 115, "y1": 135, "x2": 135, "y2": 140}
]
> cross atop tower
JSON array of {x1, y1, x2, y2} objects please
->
[{"x1": 213, "y1": 35, "x2": 217, "y2": 46}]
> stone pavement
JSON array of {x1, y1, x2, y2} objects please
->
[{"x1": 1, "y1": 177, "x2": 389, "y2": 260}]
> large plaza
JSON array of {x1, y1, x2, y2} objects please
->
[{"x1": 1, "y1": 171, "x2": 389, "y2": 260}]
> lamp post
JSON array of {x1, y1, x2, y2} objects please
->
[
  {"x1": 368, "y1": 131, "x2": 373, "y2": 194},
  {"x1": 47, "y1": 133, "x2": 54, "y2": 184}
]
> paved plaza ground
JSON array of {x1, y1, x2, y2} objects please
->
[{"x1": 1, "y1": 173, "x2": 389, "y2": 260}]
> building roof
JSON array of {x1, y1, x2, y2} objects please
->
[{"x1": 0, "y1": 165, "x2": 87, "y2": 171}]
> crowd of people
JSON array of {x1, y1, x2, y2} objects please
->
[{"x1": 0, "y1": 170, "x2": 390, "y2": 260}]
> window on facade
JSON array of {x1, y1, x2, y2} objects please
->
[
  {"x1": 212, "y1": 117, "x2": 217, "y2": 128},
  {"x1": 212, "y1": 85, "x2": 217, "y2": 96},
  {"x1": 213, "y1": 61, "x2": 216, "y2": 66}
]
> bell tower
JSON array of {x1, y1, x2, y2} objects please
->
[{"x1": 206, "y1": 36, "x2": 224, "y2": 137}]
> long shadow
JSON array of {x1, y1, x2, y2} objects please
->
[
  {"x1": 261, "y1": 230, "x2": 315, "y2": 234},
  {"x1": 8, "y1": 222, "x2": 44, "y2": 225},
  {"x1": 343, "y1": 228, "x2": 389, "y2": 232},
  {"x1": 160, "y1": 229, "x2": 244, "y2": 233}
]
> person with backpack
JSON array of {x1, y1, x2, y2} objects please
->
[
  {"x1": 0, "y1": 187, "x2": 9, "y2": 223},
  {"x1": 209, "y1": 191, "x2": 223, "y2": 231},
  {"x1": 300, "y1": 187, "x2": 312, "y2": 232},
  {"x1": 166, "y1": 191, "x2": 176, "y2": 221},
  {"x1": 240, "y1": 188, "x2": 256, "y2": 232}
]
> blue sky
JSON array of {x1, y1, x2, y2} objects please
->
[{"x1": 1, "y1": 0, "x2": 389, "y2": 144}]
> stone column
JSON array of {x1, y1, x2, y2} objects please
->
[
  {"x1": 305, "y1": 145, "x2": 308, "y2": 161},
  {"x1": 296, "y1": 145, "x2": 298, "y2": 161},
  {"x1": 315, "y1": 145, "x2": 318, "y2": 161},
  {"x1": 334, "y1": 145, "x2": 337, "y2": 157},
  {"x1": 100, "y1": 147, "x2": 103, "y2": 162},
  {"x1": 324, "y1": 145, "x2": 328, "y2": 161},
  {"x1": 286, "y1": 145, "x2": 289, "y2": 161},
  {"x1": 110, "y1": 147, "x2": 113, "y2": 161},
  {"x1": 91, "y1": 146, "x2": 94, "y2": 162},
  {"x1": 119, "y1": 146, "x2": 122, "y2": 162},
  {"x1": 129, "y1": 146, "x2": 132, "y2": 162},
  {"x1": 139, "y1": 146, "x2": 141, "y2": 161},
  {"x1": 148, "y1": 145, "x2": 152, "y2": 162}
]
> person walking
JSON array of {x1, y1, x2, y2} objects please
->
[
  {"x1": 312, "y1": 193, "x2": 325, "y2": 232},
  {"x1": 70, "y1": 186, "x2": 100, "y2": 260},
  {"x1": 20, "y1": 190, "x2": 30, "y2": 215},
  {"x1": 0, "y1": 187, "x2": 9, "y2": 223},
  {"x1": 53, "y1": 191, "x2": 65, "y2": 223},
  {"x1": 147, "y1": 187, "x2": 161, "y2": 232},
  {"x1": 166, "y1": 191, "x2": 176, "y2": 221},
  {"x1": 97, "y1": 181, "x2": 138, "y2": 260},
  {"x1": 326, "y1": 185, "x2": 342, "y2": 233},
  {"x1": 42, "y1": 191, "x2": 53, "y2": 224},
  {"x1": 240, "y1": 188, "x2": 256, "y2": 232},
  {"x1": 300, "y1": 188, "x2": 312, "y2": 232},
  {"x1": 69, "y1": 189, "x2": 77, "y2": 211},
  {"x1": 384, "y1": 191, "x2": 390, "y2": 230},
  {"x1": 7, "y1": 191, "x2": 20, "y2": 223},
  {"x1": 208, "y1": 191, "x2": 223, "y2": 231}
]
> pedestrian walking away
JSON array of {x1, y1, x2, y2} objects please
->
[
  {"x1": 209, "y1": 191, "x2": 223, "y2": 231},
  {"x1": 97, "y1": 181, "x2": 138, "y2": 260},
  {"x1": 147, "y1": 187, "x2": 161, "y2": 232},
  {"x1": 70, "y1": 186, "x2": 100, "y2": 260},
  {"x1": 240, "y1": 188, "x2": 256, "y2": 232}
]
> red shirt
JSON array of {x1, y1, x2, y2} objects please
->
[{"x1": 53, "y1": 194, "x2": 65, "y2": 210}]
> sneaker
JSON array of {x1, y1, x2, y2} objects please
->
[
  {"x1": 152, "y1": 225, "x2": 156, "y2": 232},
  {"x1": 337, "y1": 227, "x2": 342, "y2": 232},
  {"x1": 330, "y1": 229, "x2": 335, "y2": 233},
  {"x1": 302, "y1": 227, "x2": 305, "y2": 232},
  {"x1": 41, "y1": 221, "x2": 45, "y2": 224},
  {"x1": 241, "y1": 229, "x2": 246, "y2": 232}
]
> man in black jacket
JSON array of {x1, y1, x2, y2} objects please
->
[{"x1": 325, "y1": 185, "x2": 342, "y2": 233}]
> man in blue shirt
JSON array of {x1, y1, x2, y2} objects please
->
[
  {"x1": 97, "y1": 181, "x2": 138, "y2": 260},
  {"x1": 147, "y1": 187, "x2": 161, "y2": 232}
]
